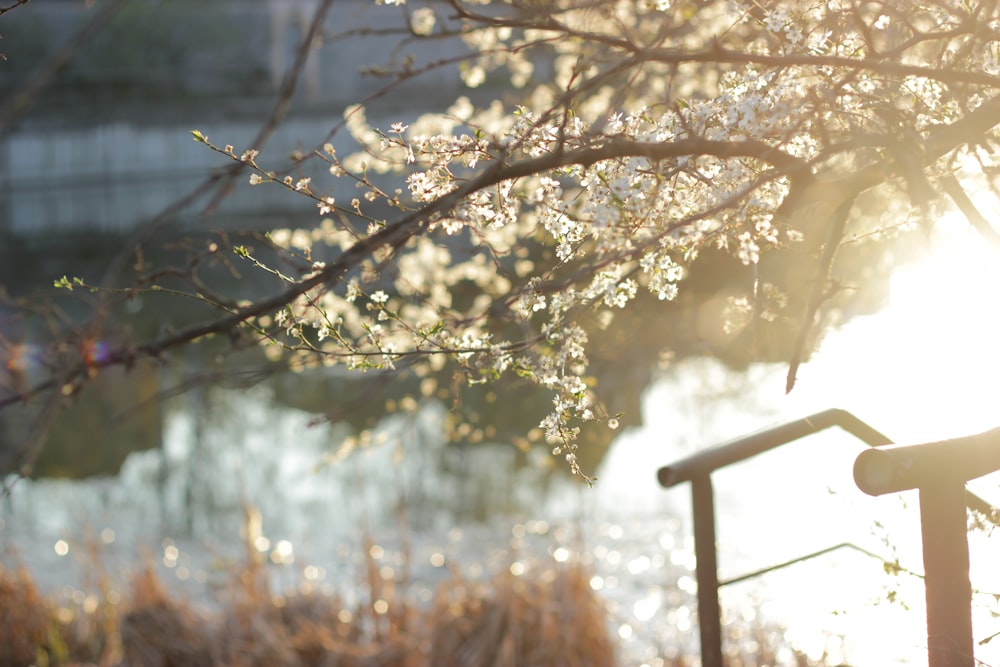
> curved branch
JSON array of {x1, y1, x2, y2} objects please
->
[
  {"x1": 642, "y1": 45, "x2": 1000, "y2": 90},
  {"x1": 0, "y1": 135, "x2": 806, "y2": 411},
  {"x1": 200, "y1": 0, "x2": 336, "y2": 215},
  {"x1": 8, "y1": 86, "x2": 1000, "y2": 410},
  {"x1": 0, "y1": 0, "x2": 129, "y2": 137},
  {"x1": 0, "y1": 0, "x2": 30, "y2": 17},
  {"x1": 499, "y1": 136, "x2": 809, "y2": 179},
  {"x1": 780, "y1": 93, "x2": 1000, "y2": 233}
]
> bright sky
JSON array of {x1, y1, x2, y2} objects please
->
[
  {"x1": 769, "y1": 214, "x2": 1000, "y2": 666},
  {"x1": 793, "y1": 215, "x2": 1000, "y2": 445},
  {"x1": 598, "y1": 204, "x2": 1000, "y2": 666}
]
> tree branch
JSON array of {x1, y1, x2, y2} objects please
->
[
  {"x1": 499, "y1": 136, "x2": 809, "y2": 179},
  {"x1": 0, "y1": 0, "x2": 30, "y2": 18},
  {"x1": 642, "y1": 45, "x2": 1000, "y2": 90},
  {"x1": 940, "y1": 174, "x2": 1000, "y2": 250},
  {"x1": 9, "y1": 82, "x2": 1000, "y2": 408},
  {"x1": 785, "y1": 195, "x2": 855, "y2": 393},
  {"x1": 0, "y1": 0, "x2": 128, "y2": 137},
  {"x1": 0, "y1": 135, "x2": 805, "y2": 411}
]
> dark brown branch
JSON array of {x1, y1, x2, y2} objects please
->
[
  {"x1": 0, "y1": 0, "x2": 30, "y2": 18},
  {"x1": 446, "y1": 0, "x2": 632, "y2": 52},
  {"x1": 777, "y1": 94, "x2": 1000, "y2": 390},
  {"x1": 779, "y1": 93, "x2": 1000, "y2": 233},
  {"x1": 926, "y1": 93, "x2": 1000, "y2": 161},
  {"x1": 0, "y1": 136, "x2": 803, "y2": 412},
  {"x1": 8, "y1": 87, "x2": 1000, "y2": 410}
]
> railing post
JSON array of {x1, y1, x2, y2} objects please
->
[
  {"x1": 919, "y1": 483, "x2": 974, "y2": 667},
  {"x1": 662, "y1": 412, "x2": 1000, "y2": 667},
  {"x1": 691, "y1": 474, "x2": 723, "y2": 667}
]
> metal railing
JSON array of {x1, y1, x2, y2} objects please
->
[{"x1": 658, "y1": 408, "x2": 1000, "y2": 667}]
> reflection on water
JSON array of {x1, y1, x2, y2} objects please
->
[
  {"x1": 5, "y1": 244, "x2": 1000, "y2": 664},
  {"x1": 0, "y1": 376, "x2": 696, "y2": 665},
  {"x1": 4, "y1": 3, "x2": 1000, "y2": 664},
  {"x1": 0, "y1": 353, "x2": 977, "y2": 667}
]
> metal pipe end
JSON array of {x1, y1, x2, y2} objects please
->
[{"x1": 853, "y1": 448, "x2": 897, "y2": 496}]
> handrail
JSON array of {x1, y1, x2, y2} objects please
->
[
  {"x1": 657, "y1": 408, "x2": 892, "y2": 487},
  {"x1": 854, "y1": 425, "x2": 1000, "y2": 497},
  {"x1": 851, "y1": 425, "x2": 1000, "y2": 667},
  {"x1": 658, "y1": 407, "x2": 997, "y2": 518},
  {"x1": 657, "y1": 408, "x2": 1000, "y2": 667}
]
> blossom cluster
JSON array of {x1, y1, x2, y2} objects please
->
[{"x1": 204, "y1": 0, "x2": 1000, "y2": 478}]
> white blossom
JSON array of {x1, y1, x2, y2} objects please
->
[
  {"x1": 179, "y1": 0, "x2": 992, "y2": 480},
  {"x1": 410, "y1": 8, "x2": 435, "y2": 36}
]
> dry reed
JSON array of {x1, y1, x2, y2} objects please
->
[
  {"x1": 0, "y1": 543, "x2": 621, "y2": 667},
  {"x1": 0, "y1": 563, "x2": 48, "y2": 667},
  {"x1": 0, "y1": 521, "x2": 832, "y2": 667}
]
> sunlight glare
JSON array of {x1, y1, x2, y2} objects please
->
[
  {"x1": 800, "y1": 211, "x2": 1000, "y2": 444},
  {"x1": 878, "y1": 217, "x2": 1000, "y2": 427},
  {"x1": 776, "y1": 208, "x2": 1000, "y2": 665}
]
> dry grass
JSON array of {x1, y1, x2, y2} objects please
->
[
  {"x1": 0, "y1": 534, "x2": 619, "y2": 667},
  {"x1": 0, "y1": 563, "x2": 48, "y2": 667},
  {"x1": 428, "y1": 565, "x2": 616, "y2": 667},
  {"x1": 0, "y1": 517, "x2": 832, "y2": 667}
]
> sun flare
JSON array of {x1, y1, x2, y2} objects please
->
[
  {"x1": 776, "y1": 205, "x2": 1000, "y2": 665},
  {"x1": 817, "y1": 212, "x2": 1000, "y2": 444}
]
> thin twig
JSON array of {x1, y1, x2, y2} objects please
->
[
  {"x1": 940, "y1": 173, "x2": 1000, "y2": 251},
  {"x1": 0, "y1": 0, "x2": 128, "y2": 137},
  {"x1": 0, "y1": 0, "x2": 30, "y2": 18},
  {"x1": 785, "y1": 195, "x2": 855, "y2": 394},
  {"x1": 201, "y1": 0, "x2": 337, "y2": 216}
]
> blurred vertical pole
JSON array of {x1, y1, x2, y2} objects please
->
[
  {"x1": 919, "y1": 483, "x2": 974, "y2": 667},
  {"x1": 692, "y1": 475, "x2": 723, "y2": 667}
]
